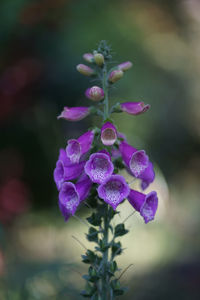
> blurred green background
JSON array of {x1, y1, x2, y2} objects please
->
[{"x1": 0, "y1": 0, "x2": 200, "y2": 299}]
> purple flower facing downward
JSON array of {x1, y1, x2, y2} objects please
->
[
  {"x1": 84, "y1": 152, "x2": 114, "y2": 184},
  {"x1": 57, "y1": 106, "x2": 90, "y2": 121},
  {"x1": 138, "y1": 162, "x2": 155, "y2": 190},
  {"x1": 101, "y1": 122, "x2": 117, "y2": 146},
  {"x1": 119, "y1": 141, "x2": 149, "y2": 177},
  {"x1": 59, "y1": 182, "x2": 80, "y2": 219},
  {"x1": 128, "y1": 189, "x2": 158, "y2": 223},
  {"x1": 120, "y1": 102, "x2": 150, "y2": 116},
  {"x1": 66, "y1": 131, "x2": 94, "y2": 163},
  {"x1": 59, "y1": 175, "x2": 92, "y2": 222},
  {"x1": 54, "y1": 160, "x2": 86, "y2": 190},
  {"x1": 97, "y1": 175, "x2": 130, "y2": 210}
]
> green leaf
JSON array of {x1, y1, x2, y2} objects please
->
[
  {"x1": 86, "y1": 227, "x2": 99, "y2": 243},
  {"x1": 111, "y1": 242, "x2": 122, "y2": 257},
  {"x1": 114, "y1": 223, "x2": 129, "y2": 237},
  {"x1": 87, "y1": 212, "x2": 102, "y2": 226}
]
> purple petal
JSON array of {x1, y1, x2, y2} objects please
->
[
  {"x1": 101, "y1": 122, "x2": 117, "y2": 146},
  {"x1": 54, "y1": 160, "x2": 65, "y2": 190},
  {"x1": 119, "y1": 141, "x2": 149, "y2": 177},
  {"x1": 58, "y1": 148, "x2": 71, "y2": 166},
  {"x1": 139, "y1": 162, "x2": 155, "y2": 190},
  {"x1": 76, "y1": 174, "x2": 92, "y2": 202},
  {"x1": 120, "y1": 102, "x2": 150, "y2": 115},
  {"x1": 63, "y1": 161, "x2": 86, "y2": 181},
  {"x1": 84, "y1": 152, "x2": 114, "y2": 184},
  {"x1": 66, "y1": 131, "x2": 94, "y2": 164},
  {"x1": 59, "y1": 182, "x2": 80, "y2": 218},
  {"x1": 57, "y1": 106, "x2": 90, "y2": 121},
  {"x1": 78, "y1": 130, "x2": 94, "y2": 154},
  {"x1": 128, "y1": 189, "x2": 158, "y2": 223},
  {"x1": 66, "y1": 139, "x2": 81, "y2": 164},
  {"x1": 97, "y1": 175, "x2": 130, "y2": 210}
]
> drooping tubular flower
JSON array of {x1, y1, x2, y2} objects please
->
[
  {"x1": 97, "y1": 175, "x2": 130, "y2": 210},
  {"x1": 66, "y1": 130, "x2": 94, "y2": 163},
  {"x1": 84, "y1": 152, "x2": 114, "y2": 184},
  {"x1": 54, "y1": 159, "x2": 86, "y2": 190},
  {"x1": 138, "y1": 161, "x2": 155, "y2": 190},
  {"x1": 59, "y1": 174, "x2": 92, "y2": 221},
  {"x1": 119, "y1": 141, "x2": 149, "y2": 177},
  {"x1": 101, "y1": 122, "x2": 117, "y2": 146},
  {"x1": 128, "y1": 189, "x2": 158, "y2": 223},
  {"x1": 57, "y1": 106, "x2": 90, "y2": 121}
]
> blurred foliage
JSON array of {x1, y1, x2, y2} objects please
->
[{"x1": 0, "y1": 0, "x2": 200, "y2": 299}]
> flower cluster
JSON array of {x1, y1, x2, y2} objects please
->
[{"x1": 54, "y1": 44, "x2": 158, "y2": 224}]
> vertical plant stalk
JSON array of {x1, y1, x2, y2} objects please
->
[{"x1": 54, "y1": 41, "x2": 159, "y2": 299}]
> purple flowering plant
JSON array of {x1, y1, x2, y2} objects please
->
[{"x1": 54, "y1": 41, "x2": 158, "y2": 299}]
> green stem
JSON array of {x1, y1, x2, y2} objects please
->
[
  {"x1": 102, "y1": 203, "x2": 109, "y2": 299},
  {"x1": 102, "y1": 64, "x2": 109, "y2": 121}
]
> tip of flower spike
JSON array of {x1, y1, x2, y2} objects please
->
[{"x1": 93, "y1": 52, "x2": 104, "y2": 66}]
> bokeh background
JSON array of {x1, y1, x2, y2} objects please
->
[{"x1": 0, "y1": 0, "x2": 200, "y2": 299}]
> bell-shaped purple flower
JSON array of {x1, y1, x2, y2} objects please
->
[
  {"x1": 66, "y1": 130, "x2": 94, "y2": 163},
  {"x1": 101, "y1": 122, "x2": 117, "y2": 146},
  {"x1": 120, "y1": 102, "x2": 150, "y2": 115},
  {"x1": 84, "y1": 152, "x2": 114, "y2": 184},
  {"x1": 59, "y1": 182, "x2": 80, "y2": 219},
  {"x1": 59, "y1": 174, "x2": 92, "y2": 222},
  {"x1": 119, "y1": 141, "x2": 149, "y2": 178},
  {"x1": 138, "y1": 162, "x2": 155, "y2": 190},
  {"x1": 97, "y1": 175, "x2": 130, "y2": 210},
  {"x1": 54, "y1": 159, "x2": 86, "y2": 190},
  {"x1": 57, "y1": 106, "x2": 90, "y2": 121},
  {"x1": 128, "y1": 189, "x2": 158, "y2": 223}
]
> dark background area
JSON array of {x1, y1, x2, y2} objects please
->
[{"x1": 0, "y1": 0, "x2": 200, "y2": 299}]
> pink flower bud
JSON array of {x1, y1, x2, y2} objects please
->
[
  {"x1": 108, "y1": 69, "x2": 123, "y2": 83},
  {"x1": 76, "y1": 64, "x2": 95, "y2": 76},
  {"x1": 118, "y1": 61, "x2": 133, "y2": 71},
  {"x1": 57, "y1": 106, "x2": 90, "y2": 121},
  {"x1": 120, "y1": 102, "x2": 150, "y2": 115},
  {"x1": 94, "y1": 53, "x2": 104, "y2": 66},
  {"x1": 101, "y1": 122, "x2": 117, "y2": 146},
  {"x1": 85, "y1": 86, "x2": 104, "y2": 101},
  {"x1": 83, "y1": 53, "x2": 94, "y2": 63}
]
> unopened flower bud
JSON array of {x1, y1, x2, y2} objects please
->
[
  {"x1": 76, "y1": 64, "x2": 95, "y2": 76},
  {"x1": 83, "y1": 53, "x2": 94, "y2": 63},
  {"x1": 57, "y1": 106, "x2": 90, "y2": 121},
  {"x1": 108, "y1": 69, "x2": 123, "y2": 83},
  {"x1": 118, "y1": 61, "x2": 133, "y2": 71},
  {"x1": 85, "y1": 86, "x2": 104, "y2": 101},
  {"x1": 94, "y1": 53, "x2": 104, "y2": 66}
]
